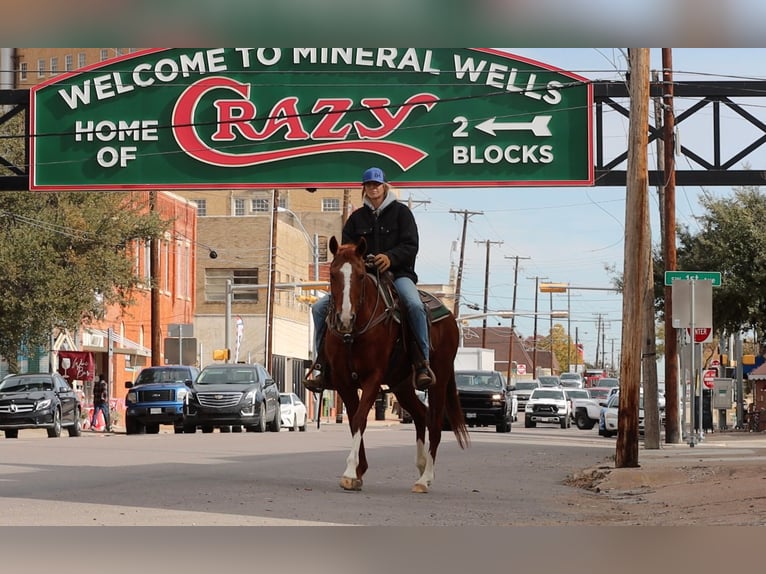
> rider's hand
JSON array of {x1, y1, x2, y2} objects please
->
[{"x1": 372, "y1": 253, "x2": 391, "y2": 273}]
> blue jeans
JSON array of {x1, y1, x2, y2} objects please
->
[
  {"x1": 312, "y1": 276, "x2": 429, "y2": 363},
  {"x1": 91, "y1": 402, "x2": 110, "y2": 430}
]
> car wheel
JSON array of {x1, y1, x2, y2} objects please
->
[
  {"x1": 299, "y1": 416, "x2": 307, "y2": 432},
  {"x1": 47, "y1": 408, "x2": 62, "y2": 438},
  {"x1": 68, "y1": 409, "x2": 82, "y2": 437},
  {"x1": 255, "y1": 403, "x2": 267, "y2": 432},
  {"x1": 576, "y1": 412, "x2": 595, "y2": 430},
  {"x1": 290, "y1": 415, "x2": 298, "y2": 431},
  {"x1": 4, "y1": 429, "x2": 18, "y2": 439},
  {"x1": 269, "y1": 403, "x2": 281, "y2": 432},
  {"x1": 560, "y1": 417, "x2": 568, "y2": 429},
  {"x1": 524, "y1": 416, "x2": 535, "y2": 428}
]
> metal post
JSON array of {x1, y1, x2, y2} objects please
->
[
  {"x1": 689, "y1": 279, "x2": 696, "y2": 446},
  {"x1": 225, "y1": 279, "x2": 232, "y2": 363}
]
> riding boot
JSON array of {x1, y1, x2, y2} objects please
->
[
  {"x1": 411, "y1": 344, "x2": 435, "y2": 390},
  {"x1": 302, "y1": 342, "x2": 333, "y2": 393}
]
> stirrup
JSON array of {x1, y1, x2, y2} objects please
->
[
  {"x1": 414, "y1": 363, "x2": 435, "y2": 391},
  {"x1": 303, "y1": 364, "x2": 332, "y2": 392}
]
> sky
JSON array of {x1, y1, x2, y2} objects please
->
[{"x1": 400, "y1": 48, "x2": 766, "y2": 370}]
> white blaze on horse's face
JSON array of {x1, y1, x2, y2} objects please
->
[{"x1": 338, "y1": 261, "x2": 354, "y2": 331}]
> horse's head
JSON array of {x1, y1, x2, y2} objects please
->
[{"x1": 328, "y1": 236, "x2": 368, "y2": 334}]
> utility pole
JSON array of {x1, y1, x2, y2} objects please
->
[
  {"x1": 475, "y1": 239, "x2": 503, "y2": 347},
  {"x1": 450, "y1": 209, "x2": 482, "y2": 316},
  {"x1": 528, "y1": 275, "x2": 547, "y2": 376},
  {"x1": 407, "y1": 194, "x2": 431, "y2": 210},
  {"x1": 505, "y1": 255, "x2": 530, "y2": 382},
  {"x1": 662, "y1": 48, "x2": 680, "y2": 444},
  {"x1": 265, "y1": 189, "x2": 279, "y2": 370},
  {"x1": 149, "y1": 190, "x2": 161, "y2": 366},
  {"x1": 616, "y1": 48, "x2": 650, "y2": 468}
]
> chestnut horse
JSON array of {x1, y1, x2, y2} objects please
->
[{"x1": 324, "y1": 236, "x2": 469, "y2": 493}]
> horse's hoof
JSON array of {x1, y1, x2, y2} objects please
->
[
  {"x1": 411, "y1": 483, "x2": 429, "y2": 494},
  {"x1": 340, "y1": 477, "x2": 363, "y2": 491}
]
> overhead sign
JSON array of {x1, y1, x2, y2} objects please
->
[
  {"x1": 30, "y1": 48, "x2": 593, "y2": 190},
  {"x1": 664, "y1": 271, "x2": 721, "y2": 287}
]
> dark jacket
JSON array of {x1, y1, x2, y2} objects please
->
[
  {"x1": 342, "y1": 193, "x2": 419, "y2": 283},
  {"x1": 93, "y1": 380, "x2": 108, "y2": 406}
]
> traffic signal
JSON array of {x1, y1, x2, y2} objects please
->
[{"x1": 212, "y1": 349, "x2": 230, "y2": 361}]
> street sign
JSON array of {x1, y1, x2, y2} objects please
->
[
  {"x1": 703, "y1": 369, "x2": 717, "y2": 389},
  {"x1": 30, "y1": 48, "x2": 593, "y2": 190},
  {"x1": 516, "y1": 364, "x2": 527, "y2": 375},
  {"x1": 664, "y1": 271, "x2": 721, "y2": 286},
  {"x1": 686, "y1": 327, "x2": 713, "y2": 343},
  {"x1": 672, "y1": 279, "x2": 713, "y2": 330}
]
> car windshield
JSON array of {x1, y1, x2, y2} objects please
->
[
  {"x1": 589, "y1": 388, "x2": 610, "y2": 400},
  {"x1": 565, "y1": 389, "x2": 589, "y2": 400},
  {"x1": 538, "y1": 376, "x2": 560, "y2": 387},
  {"x1": 135, "y1": 368, "x2": 192, "y2": 385},
  {"x1": 197, "y1": 368, "x2": 257, "y2": 384},
  {"x1": 279, "y1": 395, "x2": 291, "y2": 405},
  {"x1": 515, "y1": 381, "x2": 539, "y2": 390},
  {"x1": 0, "y1": 376, "x2": 53, "y2": 392},
  {"x1": 455, "y1": 372, "x2": 504, "y2": 389},
  {"x1": 560, "y1": 373, "x2": 580, "y2": 380},
  {"x1": 532, "y1": 389, "x2": 565, "y2": 400},
  {"x1": 599, "y1": 378, "x2": 620, "y2": 388}
]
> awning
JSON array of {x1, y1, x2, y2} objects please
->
[
  {"x1": 747, "y1": 361, "x2": 766, "y2": 381},
  {"x1": 81, "y1": 328, "x2": 152, "y2": 357}
]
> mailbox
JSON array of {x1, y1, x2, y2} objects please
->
[{"x1": 712, "y1": 378, "x2": 734, "y2": 409}]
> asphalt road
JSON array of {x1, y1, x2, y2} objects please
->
[{"x1": 0, "y1": 422, "x2": 618, "y2": 526}]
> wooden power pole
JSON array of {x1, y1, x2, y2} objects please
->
[
  {"x1": 662, "y1": 48, "x2": 680, "y2": 444},
  {"x1": 450, "y1": 209, "x2": 482, "y2": 316},
  {"x1": 616, "y1": 48, "x2": 650, "y2": 468},
  {"x1": 475, "y1": 239, "x2": 503, "y2": 347}
]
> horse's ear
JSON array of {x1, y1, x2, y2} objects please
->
[
  {"x1": 329, "y1": 236, "x2": 339, "y2": 255},
  {"x1": 356, "y1": 237, "x2": 367, "y2": 257}
]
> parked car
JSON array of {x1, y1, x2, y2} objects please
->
[
  {"x1": 454, "y1": 370, "x2": 514, "y2": 433},
  {"x1": 183, "y1": 363, "x2": 280, "y2": 433},
  {"x1": 124, "y1": 365, "x2": 200, "y2": 435},
  {"x1": 524, "y1": 387, "x2": 571, "y2": 429},
  {"x1": 587, "y1": 386, "x2": 612, "y2": 405},
  {"x1": 538, "y1": 375, "x2": 561, "y2": 387},
  {"x1": 279, "y1": 392, "x2": 308, "y2": 431},
  {"x1": 0, "y1": 373, "x2": 82, "y2": 438},
  {"x1": 513, "y1": 380, "x2": 541, "y2": 415},
  {"x1": 600, "y1": 392, "x2": 665, "y2": 437},
  {"x1": 559, "y1": 372, "x2": 584, "y2": 388},
  {"x1": 598, "y1": 377, "x2": 620, "y2": 389}
]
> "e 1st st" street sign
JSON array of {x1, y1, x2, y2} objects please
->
[{"x1": 30, "y1": 48, "x2": 593, "y2": 190}]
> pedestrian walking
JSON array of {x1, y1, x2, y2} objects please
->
[{"x1": 91, "y1": 374, "x2": 111, "y2": 432}]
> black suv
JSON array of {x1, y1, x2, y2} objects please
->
[
  {"x1": 0, "y1": 373, "x2": 82, "y2": 438},
  {"x1": 454, "y1": 370, "x2": 515, "y2": 433},
  {"x1": 183, "y1": 363, "x2": 280, "y2": 433},
  {"x1": 124, "y1": 365, "x2": 200, "y2": 434}
]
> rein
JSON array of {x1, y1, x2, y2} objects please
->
[{"x1": 327, "y1": 267, "x2": 394, "y2": 341}]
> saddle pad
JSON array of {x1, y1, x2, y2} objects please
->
[{"x1": 419, "y1": 290, "x2": 451, "y2": 322}]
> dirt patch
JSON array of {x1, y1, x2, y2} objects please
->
[{"x1": 565, "y1": 459, "x2": 766, "y2": 525}]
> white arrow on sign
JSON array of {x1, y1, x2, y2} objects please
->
[{"x1": 475, "y1": 115, "x2": 552, "y2": 137}]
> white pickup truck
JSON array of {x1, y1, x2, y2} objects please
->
[{"x1": 571, "y1": 397, "x2": 603, "y2": 430}]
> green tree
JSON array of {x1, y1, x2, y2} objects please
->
[{"x1": 0, "y1": 113, "x2": 167, "y2": 370}]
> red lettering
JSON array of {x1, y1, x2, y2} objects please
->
[
  {"x1": 354, "y1": 93, "x2": 438, "y2": 138},
  {"x1": 310, "y1": 98, "x2": 353, "y2": 139}
]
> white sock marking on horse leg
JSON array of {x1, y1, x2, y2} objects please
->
[
  {"x1": 343, "y1": 430, "x2": 362, "y2": 479},
  {"x1": 415, "y1": 438, "x2": 427, "y2": 476}
]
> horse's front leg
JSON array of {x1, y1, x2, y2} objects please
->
[{"x1": 339, "y1": 384, "x2": 378, "y2": 491}]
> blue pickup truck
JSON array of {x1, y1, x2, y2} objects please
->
[{"x1": 124, "y1": 365, "x2": 199, "y2": 434}]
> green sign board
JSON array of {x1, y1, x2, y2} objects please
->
[
  {"x1": 30, "y1": 48, "x2": 593, "y2": 190},
  {"x1": 664, "y1": 271, "x2": 722, "y2": 287}
]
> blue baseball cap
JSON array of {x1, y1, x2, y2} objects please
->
[{"x1": 362, "y1": 167, "x2": 386, "y2": 184}]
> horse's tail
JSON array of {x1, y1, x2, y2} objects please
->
[{"x1": 444, "y1": 372, "x2": 470, "y2": 449}]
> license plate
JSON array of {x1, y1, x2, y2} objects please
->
[
  {"x1": 465, "y1": 412, "x2": 477, "y2": 419},
  {"x1": 150, "y1": 408, "x2": 163, "y2": 415}
]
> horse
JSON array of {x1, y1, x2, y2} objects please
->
[{"x1": 323, "y1": 235, "x2": 469, "y2": 493}]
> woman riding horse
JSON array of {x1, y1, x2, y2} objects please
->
[{"x1": 304, "y1": 166, "x2": 434, "y2": 392}]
